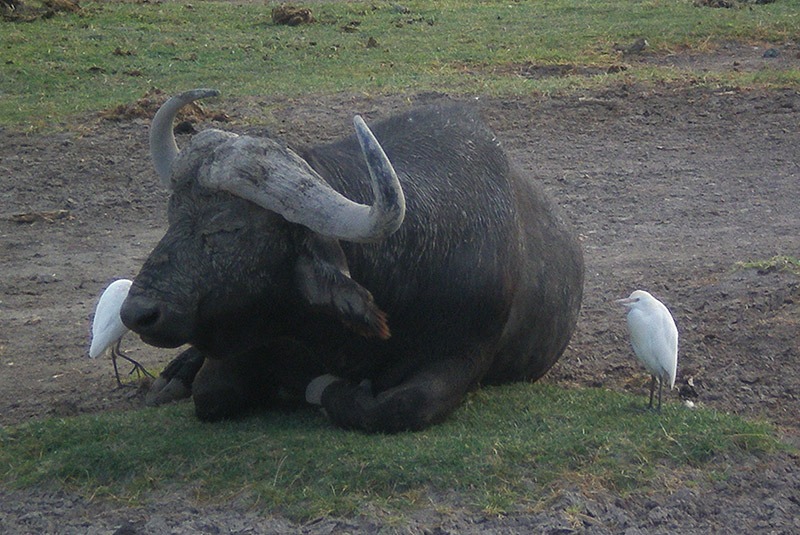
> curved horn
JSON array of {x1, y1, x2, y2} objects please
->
[
  {"x1": 150, "y1": 88, "x2": 220, "y2": 187},
  {"x1": 352, "y1": 115, "x2": 406, "y2": 239},
  {"x1": 198, "y1": 115, "x2": 405, "y2": 243}
]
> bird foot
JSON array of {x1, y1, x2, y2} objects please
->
[
  {"x1": 126, "y1": 360, "x2": 155, "y2": 380},
  {"x1": 112, "y1": 348, "x2": 154, "y2": 387},
  {"x1": 115, "y1": 357, "x2": 154, "y2": 387}
]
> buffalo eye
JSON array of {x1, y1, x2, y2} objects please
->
[{"x1": 200, "y1": 208, "x2": 247, "y2": 249}]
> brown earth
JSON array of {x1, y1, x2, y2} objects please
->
[{"x1": 1, "y1": 47, "x2": 799, "y2": 533}]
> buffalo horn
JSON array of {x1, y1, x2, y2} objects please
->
[
  {"x1": 351, "y1": 115, "x2": 406, "y2": 240},
  {"x1": 198, "y1": 129, "x2": 406, "y2": 242},
  {"x1": 150, "y1": 88, "x2": 220, "y2": 188},
  {"x1": 152, "y1": 89, "x2": 406, "y2": 242}
]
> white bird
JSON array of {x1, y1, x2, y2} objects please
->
[
  {"x1": 89, "y1": 279, "x2": 153, "y2": 386},
  {"x1": 616, "y1": 290, "x2": 678, "y2": 412}
]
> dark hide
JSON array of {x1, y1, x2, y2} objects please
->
[{"x1": 122, "y1": 104, "x2": 584, "y2": 432}]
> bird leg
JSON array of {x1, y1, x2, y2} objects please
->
[
  {"x1": 111, "y1": 343, "x2": 124, "y2": 387},
  {"x1": 111, "y1": 341, "x2": 154, "y2": 387},
  {"x1": 648, "y1": 375, "x2": 657, "y2": 410},
  {"x1": 657, "y1": 377, "x2": 663, "y2": 413}
]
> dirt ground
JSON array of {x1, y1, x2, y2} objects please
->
[{"x1": 1, "y1": 45, "x2": 799, "y2": 533}]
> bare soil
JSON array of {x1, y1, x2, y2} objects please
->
[{"x1": 1, "y1": 49, "x2": 799, "y2": 532}]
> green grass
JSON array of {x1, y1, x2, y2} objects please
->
[
  {"x1": 0, "y1": 383, "x2": 785, "y2": 520},
  {"x1": 2, "y1": 0, "x2": 799, "y2": 128},
  {"x1": 735, "y1": 255, "x2": 800, "y2": 276}
]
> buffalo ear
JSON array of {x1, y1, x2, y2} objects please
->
[{"x1": 295, "y1": 235, "x2": 390, "y2": 339}]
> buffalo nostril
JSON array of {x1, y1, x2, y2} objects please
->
[
  {"x1": 120, "y1": 295, "x2": 162, "y2": 332},
  {"x1": 136, "y1": 308, "x2": 161, "y2": 329}
]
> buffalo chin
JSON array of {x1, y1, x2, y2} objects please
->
[{"x1": 139, "y1": 333, "x2": 187, "y2": 349}]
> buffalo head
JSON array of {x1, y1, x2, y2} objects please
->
[{"x1": 121, "y1": 89, "x2": 402, "y2": 358}]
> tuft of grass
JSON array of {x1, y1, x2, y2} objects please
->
[
  {"x1": 1, "y1": 0, "x2": 798, "y2": 128},
  {"x1": 735, "y1": 255, "x2": 800, "y2": 276},
  {"x1": 0, "y1": 383, "x2": 786, "y2": 520}
]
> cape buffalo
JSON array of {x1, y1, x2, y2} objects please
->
[{"x1": 120, "y1": 89, "x2": 584, "y2": 433}]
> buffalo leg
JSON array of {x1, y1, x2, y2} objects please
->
[
  {"x1": 190, "y1": 340, "x2": 317, "y2": 421},
  {"x1": 310, "y1": 358, "x2": 476, "y2": 433},
  {"x1": 191, "y1": 348, "x2": 295, "y2": 421},
  {"x1": 191, "y1": 357, "x2": 250, "y2": 421}
]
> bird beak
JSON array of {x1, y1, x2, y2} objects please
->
[{"x1": 615, "y1": 297, "x2": 636, "y2": 306}]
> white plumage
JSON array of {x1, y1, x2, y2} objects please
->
[
  {"x1": 616, "y1": 290, "x2": 678, "y2": 411},
  {"x1": 90, "y1": 279, "x2": 152, "y2": 385}
]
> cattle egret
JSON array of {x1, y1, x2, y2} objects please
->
[
  {"x1": 616, "y1": 290, "x2": 678, "y2": 412},
  {"x1": 89, "y1": 279, "x2": 153, "y2": 386}
]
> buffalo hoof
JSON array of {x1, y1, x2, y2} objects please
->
[
  {"x1": 306, "y1": 376, "x2": 373, "y2": 406},
  {"x1": 305, "y1": 374, "x2": 343, "y2": 405},
  {"x1": 144, "y1": 347, "x2": 204, "y2": 406},
  {"x1": 145, "y1": 375, "x2": 191, "y2": 406}
]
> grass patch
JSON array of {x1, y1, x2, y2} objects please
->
[
  {"x1": 0, "y1": 383, "x2": 785, "y2": 520},
  {"x1": 735, "y1": 255, "x2": 800, "y2": 276},
  {"x1": 1, "y1": 0, "x2": 798, "y2": 128}
]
